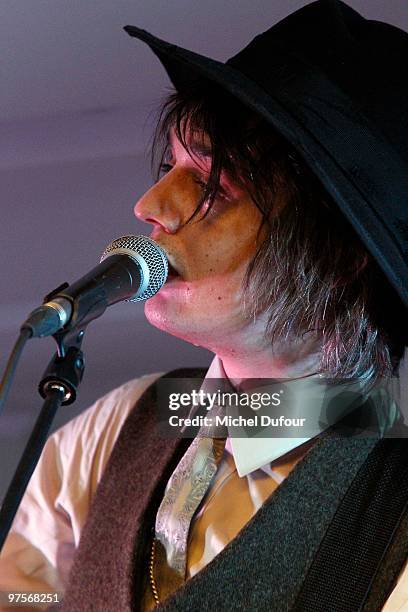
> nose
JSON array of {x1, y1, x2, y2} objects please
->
[{"x1": 134, "y1": 170, "x2": 193, "y2": 234}]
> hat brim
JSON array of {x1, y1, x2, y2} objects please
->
[{"x1": 124, "y1": 25, "x2": 407, "y2": 308}]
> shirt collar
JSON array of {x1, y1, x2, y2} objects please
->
[
  {"x1": 202, "y1": 356, "x2": 321, "y2": 476},
  {"x1": 201, "y1": 355, "x2": 397, "y2": 478}
]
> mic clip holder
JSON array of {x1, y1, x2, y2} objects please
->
[
  {"x1": 38, "y1": 326, "x2": 86, "y2": 406},
  {"x1": 43, "y1": 281, "x2": 70, "y2": 303}
]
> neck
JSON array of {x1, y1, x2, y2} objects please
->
[{"x1": 215, "y1": 331, "x2": 322, "y2": 384}]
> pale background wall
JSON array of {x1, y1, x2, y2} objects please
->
[{"x1": 1, "y1": 0, "x2": 407, "y2": 498}]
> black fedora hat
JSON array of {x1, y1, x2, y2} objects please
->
[{"x1": 124, "y1": 0, "x2": 408, "y2": 309}]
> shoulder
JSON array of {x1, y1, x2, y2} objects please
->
[
  {"x1": 53, "y1": 372, "x2": 164, "y2": 458},
  {"x1": 57, "y1": 373, "x2": 164, "y2": 436},
  {"x1": 25, "y1": 372, "x2": 167, "y2": 542},
  {"x1": 49, "y1": 372, "x2": 164, "y2": 491}
]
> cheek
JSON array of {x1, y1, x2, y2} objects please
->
[
  {"x1": 194, "y1": 274, "x2": 245, "y2": 309},
  {"x1": 182, "y1": 216, "x2": 261, "y2": 280}
]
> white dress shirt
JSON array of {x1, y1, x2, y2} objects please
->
[{"x1": 0, "y1": 359, "x2": 406, "y2": 611}]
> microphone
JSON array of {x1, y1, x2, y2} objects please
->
[{"x1": 22, "y1": 235, "x2": 168, "y2": 338}]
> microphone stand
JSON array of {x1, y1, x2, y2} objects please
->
[{"x1": 0, "y1": 327, "x2": 86, "y2": 552}]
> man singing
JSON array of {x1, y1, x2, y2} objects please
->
[{"x1": 0, "y1": 1, "x2": 407, "y2": 610}]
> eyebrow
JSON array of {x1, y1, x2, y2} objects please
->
[
  {"x1": 167, "y1": 131, "x2": 212, "y2": 159},
  {"x1": 189, "y1": 141, "x2": 212, "y2": 159}
]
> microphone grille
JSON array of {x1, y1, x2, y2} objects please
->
[{"x1": 101, "y1": 235, "x2": 168, "y2": 301}]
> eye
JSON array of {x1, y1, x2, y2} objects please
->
[
  {"x1": 158, "y1": 161, "x2": 230, "y2": 209},
  {"x1": 194, "y1": 176, "x2": 229, "y2": 202},
  {"x1": 193, "y1": 177, "x2": 207, "y2": 191},
  {"x1": 193, "y1": 179, "x2": 232, "y2": 223},
  {"x1": 159, "y1": 162, "x2": 173, "y2": 176}
]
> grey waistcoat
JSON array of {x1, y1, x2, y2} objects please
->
[{"x1": 61, "y1": 369, "x2": 408, "y2": 612}]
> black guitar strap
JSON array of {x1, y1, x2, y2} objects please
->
[{"x1": 293, "y1": 432, "x2": 408, "y2": 612}]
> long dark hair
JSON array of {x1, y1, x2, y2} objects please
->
[{"x1": 151, "y1": 79, "x2": 405, "y2": 381}]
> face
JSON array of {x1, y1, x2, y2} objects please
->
[{"x1": 134, "y1": 129, "x2": 266, "y2": 353}]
